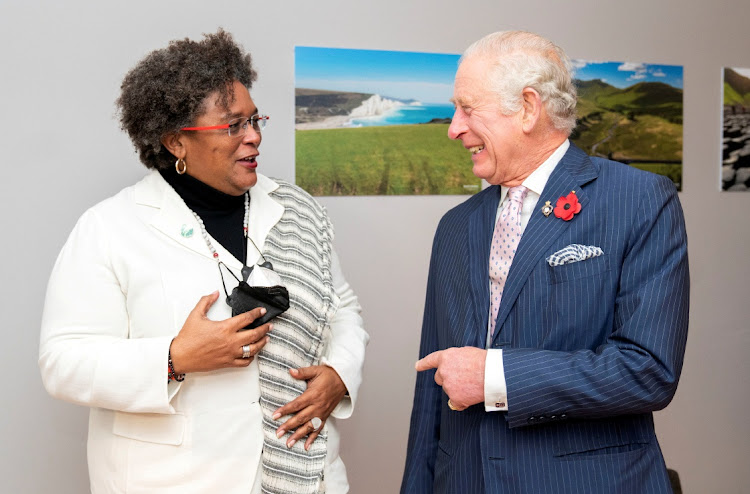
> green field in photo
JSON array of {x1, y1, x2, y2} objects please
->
[{"x1": 295, "y1": 123, "x2": 480, "y2": 196}]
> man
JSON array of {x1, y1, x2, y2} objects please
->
[{"x1": 401, "y1": 31, "x2": 689, "y2": 493}]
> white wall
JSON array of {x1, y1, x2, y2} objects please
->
[{"x1": 1, "y1": 0, "x2": 748, "y2": 492}]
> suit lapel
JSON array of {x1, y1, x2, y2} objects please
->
[
  {"x1": 491, "y1": 145, "x2": 599, "y2": 343},
  {"x1": 462, "y1": 187, "x2": 502, "y2": 348},
  {"x1": 133, "y1": 171, "x2": 216, "y2": 262},
  {"x1": 135, "y1": 171, "x2": 285, "y2": 270},
  {"x1": 247, "y1": 175, "x2": 284, "y2": 266}
]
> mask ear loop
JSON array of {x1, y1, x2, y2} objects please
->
[
  {"x1": 247, "y1": 236, "x2": 273, "y2": 270},
  {"x1": 217, "y1": 261, "x2": 243, "y2": 301},
  {"x1": 244, "y1": 195, "x2": 273, "y2": 271}
]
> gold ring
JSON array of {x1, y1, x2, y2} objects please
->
[{"x1": 447, "y1": 399, "x2": 460, "y2": 411}]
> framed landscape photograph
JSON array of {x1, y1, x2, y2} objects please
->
[
  {"x1": 569, "y1": 60, "x2": 684, "y2": 190},
  {"x1": 295, "y1": 46, "x2": 478, "y2": 196},
  {"x1": 295, "y1": 47, "x2": 685, "y2": 196},
  {"x1": 722, "y1": 67, "x2": 750, "y2": 191}
]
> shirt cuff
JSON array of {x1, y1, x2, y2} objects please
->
[
  {"x1": 484, "y1": 349, "x2": 508, "y2": 412},
  {"x1": 320, "y1": 358, "x2": 353, "y2": 418}
]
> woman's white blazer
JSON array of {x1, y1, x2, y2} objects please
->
[{"x1": 39, "y1": 171, "x2": 368, "y2": 493}]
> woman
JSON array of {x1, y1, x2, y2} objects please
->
[{"x1": 39, "y1": 30, "x2": 368, "y2": 494}]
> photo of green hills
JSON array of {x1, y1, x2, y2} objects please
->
[
  {"x1": 722, "y1": 67, "x2": 750, "y2": 191},
  {"x1": 570, "y1": 61, "x2": 683, "y2": 190}
]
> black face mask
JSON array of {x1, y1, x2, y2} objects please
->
[{"x1": 221, "y1": 262, "x2": 290, "y2": 330}]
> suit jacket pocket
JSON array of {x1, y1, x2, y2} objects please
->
[
  {"x1": 113, "y1": 411, "x2": 186, "y2": 446},
  {"x1": 551, "y1": 417, "x2": 652, "y2": 458},
  {"x1": 548, "y1": 253, "x2": 610, "y2": 285}
]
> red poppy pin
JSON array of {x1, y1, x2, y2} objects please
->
[{"x1": 553, "y1": 191, "x2": 581, "y2": 221}]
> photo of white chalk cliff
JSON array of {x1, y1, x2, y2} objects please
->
[{"x1": 294, "y1": 46, "x2": 478, "y2": 196}]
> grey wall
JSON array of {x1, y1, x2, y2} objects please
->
[{"x1": 1, "y1": 0, "x2": 748, "y2": 492}]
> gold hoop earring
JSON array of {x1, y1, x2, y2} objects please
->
[{"x1": 175, "y1": 158, "x2": 187, "y2": 175}]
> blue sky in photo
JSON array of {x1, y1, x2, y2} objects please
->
[
  {"x1": 295, "y1": 47, "x2": 685, "y2": 102},
  {"x1": 295, "y1": 46, "x2": 460, "y2": 104},
  {"x1": 572, "y1": 60, "x2": 683, "y2": 89}
]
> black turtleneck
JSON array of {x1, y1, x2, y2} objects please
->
[{"x1": 160, "y1": 167, "x2": 247, "y2": 264}]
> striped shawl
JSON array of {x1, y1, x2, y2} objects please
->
[{"x1": 257, "y1": 180, "x2": 339, "y2": 494}]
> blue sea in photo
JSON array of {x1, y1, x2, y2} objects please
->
[{"x1": 350, "y1": 103, "x2": 454, "y2": 127}]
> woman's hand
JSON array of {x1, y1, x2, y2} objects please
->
[
  {"x1": 169, "y1": 291, "x2": 273, "y2": 374},
  {"x1": 272, "y1": 366, "x2": 348, "y2": 450}
]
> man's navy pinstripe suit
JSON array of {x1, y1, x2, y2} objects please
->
[{"x1": 402, "y1": 143, "x2": 689, "y2": 493}]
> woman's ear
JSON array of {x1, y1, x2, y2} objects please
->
[{"x1": 161, "y1": 132, "x2": 186, "y2": 159}]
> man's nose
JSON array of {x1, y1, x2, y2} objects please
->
[{"x1": 447, "y1": 109, "x2": 464, "y2": 140}]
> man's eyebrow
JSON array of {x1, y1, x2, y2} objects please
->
[{"x1": 450, "y1": 96, "x2": 472, "y2": 107}]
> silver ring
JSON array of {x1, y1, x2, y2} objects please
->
[
  {"x1": 242, "y1": 344, "x2": 252, "y2": 359},
  {"x1": 311, "y1": 417, "x2": 323, "y2": 431}
]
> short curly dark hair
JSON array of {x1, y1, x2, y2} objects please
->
[{"x1": 116, "y1": 29, "x2": 257, "y2": 170}]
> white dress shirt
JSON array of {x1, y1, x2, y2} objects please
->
[{"x1": 484, "y1": 140, "x2": 569, "y2": 412}]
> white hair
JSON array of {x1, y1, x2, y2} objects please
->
[{"x1": 462, "y1": 31, "x2": 578, "y2": 135}]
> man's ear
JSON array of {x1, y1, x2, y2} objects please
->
[
  {"x1": 520, "y1": 87, "x2": 543, "y2": 133},
  {"x1": 161, "y1": 132, "x2": 186, "y2": 159}
]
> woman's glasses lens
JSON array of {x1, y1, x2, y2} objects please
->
[
  {"x1": 226, "y1": 115, "x2": 269, "y2": 137},
  {"x1": 251, "y1": 115, "x2": 269, "y2": 132}
]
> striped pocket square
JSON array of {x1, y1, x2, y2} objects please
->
[{"x1": 546, "y1": 244, "x2": 603, "y2": 267}]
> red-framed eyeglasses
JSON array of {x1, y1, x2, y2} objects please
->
[{"x1": 181, "y1": 114, "x2": 270, "y2": 137}]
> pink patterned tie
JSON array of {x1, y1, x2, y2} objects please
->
[{"x1": 489, "y1": 185, "x2": 528, "y2": 336}]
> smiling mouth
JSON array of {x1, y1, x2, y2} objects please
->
[
  {"x1": 238, "y1": 156, "x2": 258, "y2": 166},
  {"x1": 468, "y1": 145, "x2": 485, "y2": 155}
]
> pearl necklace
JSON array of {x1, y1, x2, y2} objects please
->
[{"x1": 190, "y1": 191, "x2": 250, "y2": 262}]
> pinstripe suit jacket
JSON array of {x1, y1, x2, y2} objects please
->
[{"x1": 402, "y1": 144, "x2": 689, "y2": 494}]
